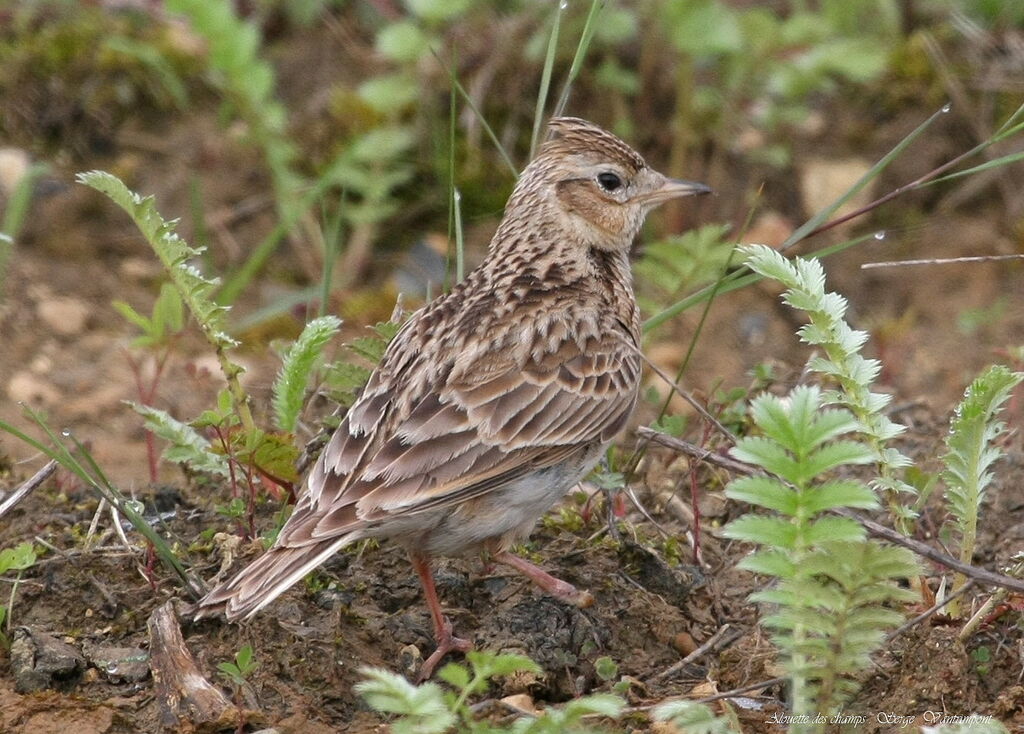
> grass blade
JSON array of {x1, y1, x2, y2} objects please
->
[
  {"x1": 448, "y1": 72, "x2": 518, "y2": 177},
  {"x1": 530, "y1": 1, "x2": 565, "y2": 160},
  {"x1": 552, "y1": 0, "x2": 604, "y2": 119},
  {"x1": 781, "y1": 104, "x2": 951, "y2": 250},
  {"x1": 453, "y1": 188, "x2": 465, "y2": 282},
  {"x1": 643, "y1": 232, "x2": 878, "y2": 333}
]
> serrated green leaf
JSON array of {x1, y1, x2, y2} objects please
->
[
  {"x1": 802, "y1": 479, "x2": 879, "y2": 513},
  {"x1": 78, "y1": 172, "x2": 235, "y2": 350},
  {"x1": 130, "y1": 402, "x2": 229, "y2": 476},
  {"x1": 348, "y1": 335, "x2": 387, "y2": 363},
  {"x1": 436, "y1": 662, "x2": 470, "y2": 688},
  {"x1": 723, "y1": 514, "x2": 798, "y2": 549},
  {"x1": 652, "y1": 699, "x2": 731, "y2": 733},
  {"x1": 804, "y1": 516, "x2": 864, "y2": 544},
  {"x1": 272, "y1": 315, "x2": 341, "y2": 432},
  {"x1": 725, "y1": 475, "x2": 797, "y2": 514}
]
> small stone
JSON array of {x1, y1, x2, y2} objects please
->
[
  {"x1": 83, "y1": 643, "x2": 150, "y2": 683},
  {"x1": 0, "y1": 147, "x2": 30, "y2": 195},
  {"x1": 29, "y1": 353, "x2": 53, "y2": 374},
  {"x1": 36, "y1": 297, "x2": 90, "y2": 336},
  {"x1": 399, "y1": 644, "x2": 422, "y2": 678},
  {"x1": 7, "y1": 370, "x2": 60, "y2": 407},
  {"x1": 11, "y1": 627, "x2": 85, "y2": 692},
  {"x1": 673, "y1": 631, "x2": 697, "y2": 656},
  {"x1": 119, "y1": 257, "x2": 164, "y2": 282},
  {"x1": 500, "y1": 693, "x2": 538, "y2": 715},
  {"x1": 743, "y1": 211, "x2": 794, "y2": 248},
  {"x1": 64, "y1": 385, "x2": 129, "y2": 419},
  {"x1": 800, "y1": 157, "x2": 874, "y2": 227}
]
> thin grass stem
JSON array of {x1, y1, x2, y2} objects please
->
[
  {"x1": 530, "y1": 1, "x2": 565, "y2": 160},
  {"x1": 552, "y1": 0, "x2": 604, "y2": 118}
]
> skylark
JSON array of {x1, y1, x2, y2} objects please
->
[{"x1": 195, "y1": 117, "x2": 710, "y2": 679}]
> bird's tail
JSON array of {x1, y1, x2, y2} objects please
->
[{"x1": 192, "y1": 534, "x2": 359, "y2": 621}]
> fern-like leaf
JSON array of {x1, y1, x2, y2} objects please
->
[
  {"x1": 77, "y1": 171, "x2": 236, "y2": 350},
  {"x1": 355, "y1": 667, "x2": 454, "y2": 734},
  {"x1": 129, "y1": 403, "x2": 229, "y2": 477},
  {"x1": 942, "y1": 364, "x2": 1023, "y2": 541},
  {"x1": 272, "y1": 315, "x2": 342, "y2": 432}
]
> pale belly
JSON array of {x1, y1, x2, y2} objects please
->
[{"x1": 378, "y1": 442, "x2": 606, "y2": 558}]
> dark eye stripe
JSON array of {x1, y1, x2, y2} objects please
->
[{"x1": 597, "y1": 172, "x2": 622, "y2": 192}]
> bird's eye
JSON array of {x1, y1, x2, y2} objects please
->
[{"x1": 596, "y1": 172, "x2": 623, "y2": 192}]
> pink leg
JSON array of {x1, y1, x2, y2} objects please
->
[
  {"x1": 493, "y1": 551, "x2": 594, "y2": 608},
  {"x1": 410, "y1": 553, "x2": 472, "y2": 681}
]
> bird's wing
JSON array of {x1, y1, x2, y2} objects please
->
[{"x1": 275, "y1": 320, "x2": 640, "y2": 547}]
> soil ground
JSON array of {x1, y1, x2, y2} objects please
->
[{"x1": 2, "y1": 10, "x2": 1024, "y2": 734}]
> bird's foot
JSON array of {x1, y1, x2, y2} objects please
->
[
  {"x1": 416, "y1": 615, "x2": 472, "y2": 682},
  {"x1": 494, "y1": 551, "x2": 594, "y2": 608}
]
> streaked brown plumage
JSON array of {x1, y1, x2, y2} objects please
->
[{"x1": 194, "y1": 117, "x2": 710, "y2": 679}]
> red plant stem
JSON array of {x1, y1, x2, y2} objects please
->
[
  {"x1": 145, "y1": 542, "x2": 158, "y2": 592},
  {"x1": 124, "y1": 345, "x2": 174, "y2": 484},
  {"x1": 246, "y1": 456, "x2": 257, "y2": 540},
  {"x1": 795, "y1": 140, "x2": 997, "y2": 246}
]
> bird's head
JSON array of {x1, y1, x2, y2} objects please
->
[{"x1": 510, "y1": 117, "x2": 711, "y2": 253}]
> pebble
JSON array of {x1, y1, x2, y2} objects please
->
[
  {"x1": 800, "y1": 157, "x2": 874, "y2": 225},
  {"x1": 399, "y1": 644, "x2": 422, "y2": 678},
  {"x1": 118, "y1": 257, "x2": 164, "y2": 282},
  {"x1": 83, "y1": 643, "x2": 150, "y2": 683},
  {"x1": 0, "y1": 147, "x2": 30, "y2": 195},
  {"x1": 36, "y1": 296, "x2": 91, "y2": 336},
  {"x1": 673, "y1": 631, "x2": 697, "y2": 656},
  {"x1": 10, "y1": 627, "x2": 85, "y2": 692},
  {"x1": 7, "y1": 370, "x2": 60, "y2": 406}
]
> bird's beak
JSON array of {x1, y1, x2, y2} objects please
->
[{"x1": 646, "y1": 177, "x2": 713, "y2": 204}]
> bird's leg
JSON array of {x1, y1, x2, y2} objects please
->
[
  {"x1": 410, "y1": 552, "x2": 472, "y2": 681},
  {"x1": 493, "y1": 551, "x2": 594, "y2": 608}
]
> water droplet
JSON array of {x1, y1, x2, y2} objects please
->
[
  {"x1": 941, "y1": 103, "x2": 952, "y2": 113},
  {"x1": 559, "y1": 0, "x2": 568, "y2": 9},
  {"x1": 873, "y1": 231, "x2": 886, "y2": 240},
  {"x1": 61, "y1": 429, "x2": 71, "y2": 437},
  {"x1": 453, "y1": 190, "x2": 462, "y2": 203}
]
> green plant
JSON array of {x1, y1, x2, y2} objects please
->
[
  {"x1": 357, "y1": 650, "x2": 623, "y2": 734},
  {"x1": 271, "y1": 315, "x2": 342, "y2": 432},
  {"x1": 742, "y1": 245, "x2": 917, "y2": 531},
  {"x1": 165, "y1": 0, "x2": 302, "y2": 224},
  {"x1": 634, "y1": 224, "x2": 734, "y2": 313},
  {"x1": 652, "y1": 700, "x2": 733, "y2": 734},
  {"x1": 114, "y1": 282, "x2": 187, "y2": 482},
  {"x1": 0, "y1": 407, "x2": 201, "y2": 599},
  {"x1": 217, "y1": 643, "x2": 258, "y2": 687},
  {"x1": 724, "y1": 386, "x2": 918, "y2": 723},
  {"x1": 217, "y1": 643, "x2": 258, "y2": 733},
  {"x1": 79, "y1": 171, "x2": 254, "y2": 431},
  {"x1": 0, "y1": 542, "x2": 37, "y2": 646},
  {"x1": 357, "y1": 650, "x2": 731, "y2": 733},
  {"x1": 941, "y1": 364, "x2": 1023, "y2": 616},
  {"x1": 661, "y1": 0, "x2": 898, "y2": 168},
  {"x1": 160, "y1": 0, "x2": 423, "y2": 303},
  {"x1": 80, "y1": 172, "x2": 302, "y2": 538},
  {"x1": 131, "y1": 402, "x2": 231, "y2": 478},
  {"x1": 593, "y1": 655, "x2": 633, "y2": 696},
  {"x1": 722, "y1": 246, "x2": 925, "y2": 726}
]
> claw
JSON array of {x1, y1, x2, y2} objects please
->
[{"x1": 416, "y1": 616, "x2": 472, "y2": 682}]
